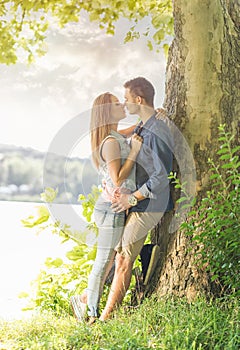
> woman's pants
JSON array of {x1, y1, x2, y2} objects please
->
[{"x1": 87, "y1": 206, "x2": 125, "y2": 317}]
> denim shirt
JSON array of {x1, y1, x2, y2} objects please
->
[{"x1": 130, "y1": 114, "x2": 174, "y2": 213}]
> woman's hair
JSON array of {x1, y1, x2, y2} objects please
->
[{"x1": 90, "y1": 92, "x2": 115, "y2": 169}]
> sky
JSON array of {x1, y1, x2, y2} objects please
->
[{"x1": 0, "y1": 13, "x2": 167, "y2": 158}]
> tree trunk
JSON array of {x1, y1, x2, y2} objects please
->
[{"x1": 148, "y1": 0, "x2": 239, "y2": 301}]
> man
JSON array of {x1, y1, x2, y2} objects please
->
[{"x1": 99, "y1": 77, "x2": 174, "y2": 321}]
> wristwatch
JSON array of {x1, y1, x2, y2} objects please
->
[{"x1": 128, "y1": 194, "x2": 138, "y2": 206}]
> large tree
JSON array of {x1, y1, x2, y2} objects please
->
[
  {"x1": 2, "y1": 0, "x2": 239, "y2": 298},
  {"x1": 154, "y1": 0, "x2": 239, "y2": 300}
]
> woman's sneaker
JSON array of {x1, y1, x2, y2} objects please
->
[{"x1": 70, "y1": 295, "x2": 87, "y2": 321}]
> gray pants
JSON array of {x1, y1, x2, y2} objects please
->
[{"x1": 87, "y1": 205, "x2": 125, "y2": 317}]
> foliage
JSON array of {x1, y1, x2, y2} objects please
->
[
  {"x1": 0, "y1": 0, "x2": 173, "y2": 64},
  {"x1": 180, "y1": 125, "x2": 240, "y2": 294},
  {"x1": 78, "y1": 188, "x2": 100, "y2": 225},
  {"x1": 1, "y1": 296, "x2": 239, "y2": 349},
  {"x1": 21, "y1": 186, "x2": 101, "y2": 315}
]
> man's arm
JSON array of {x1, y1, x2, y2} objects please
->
[
  {"x1": 139, "y1": 136, "x2": 172, "y2": 196},
  {"x1": 112, "y1": 121, "x2": 173, "y2": 212}
]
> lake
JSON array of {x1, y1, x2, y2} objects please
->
[{"x1": 0, "y1": 200, "x2": 85, "y2": 320}]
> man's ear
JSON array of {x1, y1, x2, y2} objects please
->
[{"x1": 136, "y1": 96, "x2": 142, "y2": 105}]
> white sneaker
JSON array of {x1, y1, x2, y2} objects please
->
[{"x1": 70, "y1": 295, "x2": 87, "y2": 321}]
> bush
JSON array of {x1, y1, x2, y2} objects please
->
[
  {"x1": 21, "y1": 186, "x2": 101, "y2": 315},
  {"x1": 181, "y1": 125, "x2": 239, "y2": 294}
]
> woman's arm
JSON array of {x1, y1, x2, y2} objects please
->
[
  {"x1": 102, "y1": 135, "x2": 142, "y2": 187},
  {"x1": 117, "y1": 124, "x2": 137, "y2": 138},
  {"x1": 118, "y1": 108, "x2": 167, "y2": 137}
]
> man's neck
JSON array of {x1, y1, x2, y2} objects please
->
[{"x1": 139, "y1": 106, "x2": 155, "y2": 125}]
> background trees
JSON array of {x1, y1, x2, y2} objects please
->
[{"x1": 0, "y1": 145, "x2": 97, "y2": 202}]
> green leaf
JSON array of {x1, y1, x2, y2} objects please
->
[
  {"x1": 174, "y1": 184, "x2": 182, "y2": 189},
  {"x1": 211, "y1": 275, "x2": 219, "y2": 281},
  {"x1": 18, "y1": 291, "x2": 29, "y2": 299},
  {"x1": 218, "y1": 137, "x2": 227, "y2": 141},
  {"x1": 176, "y1": 197, "x2": 188, "y2": 203},
  {"x1": 217, "y1": 148, "x2": 228, "y2": 155},
  {"x1": 37, "y1": 205, "x2": 50, "y2": 218},
  {"x1": 152, "y1": 14, "x2": 163, "y2": 28},
  {"x1": 232, "y1": 146, "x2": 240, "y2": 154},
  {"x1": 45, "y1": 257, "x2": 63, "y2": 268},
  {"x1": 209, "y1": 174, "x2": 220, "y2": 180},
  {"x1": 41, "y1": 187, "x2": 58, "y2": 203},
  {"x1": 21, "y1": 211, "x2": 49, "y2": 227},
  {"x1": 219, "y1": 154, "x2": 231, "y2": 160},
  {"x1": 221, "y1": 163, "x2": 234, "y2": 169},
  {"x1": 147, "y1": 40, "x2": 153, "y2": 51},
  {"x1": 188, "y1": 210, "x2": 197, "y2": 216},
  {"x1": 163, "y1": 43, "x2": 169, "y2": 57},
  {"x1": 153, "y1": 29, "x2": 165, "y2": 43}
]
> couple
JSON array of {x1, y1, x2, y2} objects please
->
[{"x1": 71, "y1": 77, "x2": 174, "y2": 324}]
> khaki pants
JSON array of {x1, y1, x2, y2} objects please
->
[{"x1": 116, "y1": 211, "x2": 163, "y2": 262}]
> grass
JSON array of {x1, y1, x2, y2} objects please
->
[{"x1": 0, "y1": 295, "x2": 239, "y2": 350}]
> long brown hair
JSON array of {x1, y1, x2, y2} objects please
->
[{"x1": 90, "y1": 92, "x2": 115, "y2": 169}]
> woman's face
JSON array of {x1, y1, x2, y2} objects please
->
[{"x1": 110, "y1": 95, "x2": 126, "y2": 123}]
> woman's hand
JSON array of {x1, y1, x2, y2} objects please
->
[
  {"x1": 155, "y1": 107, "x2": 172, "y2": 127},
  {"x1": 155, "y1": 107, "x2": 167, "y2": 120},
  {"x1": 130, "y1": 133, "x2": 143, "y2": 154}
]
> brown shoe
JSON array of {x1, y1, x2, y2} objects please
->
[
  {"x1": 87, "y1": 316, "x2": 97, "y2": 325},
  {"x1": 143, "y1": 245, "x2": 161, "y2": 285}
]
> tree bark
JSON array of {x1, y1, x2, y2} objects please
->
[{"x1": 149, "y1": 0, "x2": 240, "y2": 300}]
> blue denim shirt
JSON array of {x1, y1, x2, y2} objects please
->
[{"x1": 130, "y1": 114, "x2": 174, "y2": 213}]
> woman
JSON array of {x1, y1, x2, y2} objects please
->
[{"x1": 70, "y1": 92, "x2": 142, "y2": 324}]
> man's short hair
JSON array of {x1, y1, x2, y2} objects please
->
[{"x1": 124, "y1": 77, "x2": 155, "y2": 107}]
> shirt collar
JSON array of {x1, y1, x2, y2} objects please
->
[
  {"x1": 142, "y1": 112, "x2": 157, "y2": 129},
  {"x1": 135, "y1": 113, "x2": 157, "y2": 134}
]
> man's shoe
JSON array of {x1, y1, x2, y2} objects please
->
[
  {"x1": 70, "y1": 295, "x2": 87, "y2": 321},
  {"x1": 87, "y1": 316, "x2": 97, "y2": 325},
  {"x1": 143, "y1": 245, "x2": 161, "y2": 285}
]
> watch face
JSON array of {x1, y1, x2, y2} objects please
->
[{"x1": 128, "y1": 195, "x2": 137, "y2": 206}]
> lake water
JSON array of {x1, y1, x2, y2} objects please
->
[{"x1": 0, "y1": 201, "x2": 85, "y2": 320}]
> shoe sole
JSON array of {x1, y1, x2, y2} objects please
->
[{"x1": 143, "y1": 245, "x2": 161, "y2": 286}]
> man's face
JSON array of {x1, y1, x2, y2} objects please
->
[{"x1": 124, "y1": 88, "x2": 139, "y2": 115}]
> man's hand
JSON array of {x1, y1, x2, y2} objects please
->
[{"x1": 111, "y1": 193, "x2": 131, "y2": 213}]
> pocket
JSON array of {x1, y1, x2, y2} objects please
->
[
  {"x1": 113, "y1": 212, "x2": 126, "y2": 229},
  {"x1": 93, "y1": 208, "x2": 107, "y2": 227}
]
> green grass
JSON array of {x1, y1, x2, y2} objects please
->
[{"x1": 0, "y1": 296, "x2": 239, "y2": 350}]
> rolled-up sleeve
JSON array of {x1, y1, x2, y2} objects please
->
[{"x1": 138, "y1": 183, "x2": 157, "y2": 199}]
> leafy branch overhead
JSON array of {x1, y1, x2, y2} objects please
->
[{"x1": 0, "y1": 0, "x2": 173, "y2": 64}]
